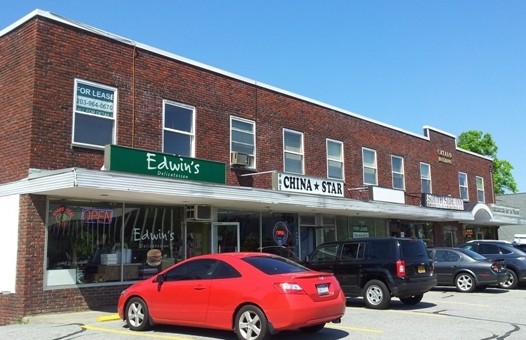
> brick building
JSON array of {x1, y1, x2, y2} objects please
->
[{"x1": 0, "y1": 10, "x2": 523, "y2": 323}]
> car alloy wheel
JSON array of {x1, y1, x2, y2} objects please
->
[
  {"x1": 126, "y1": 297, "x2": 151, "y2": 331},
  {"x1": 235, "y1": 305, "x2": 269, "y2": 340},
  {"x1": 363, "y1": 279, "x2": 391, "y2": 309},
  {"x1": 455, "y1": 273, "x2": 476, "y2": 293}
]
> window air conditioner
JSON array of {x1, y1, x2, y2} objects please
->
[
  {"x1": 230, "y1": 151, "x2": 250, "y2": 166},
  {"x1": 185, "y1": 205, "x2": 211, "y2": 220}
]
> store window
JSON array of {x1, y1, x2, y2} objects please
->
[
  {"x1": 163, "y1": 100, "x2": 195, "y2": 157},
  {"x1": 283, "y1": 129, "x2": 304, "y2": 174},
  {"x1": 476, "y1": 176, "x2": 485, "y2": 202},
  {"x1": 362, "y1": 148, "x2": 377, "y2": 185},
  {"x1": 420, "y1": 162, "x2": 432, "y2": 194},
  {"x1": 459, "y1": 172, "x2": 469, "y2": 201},
  {"x1": 46, "y1": 199, "x2": 184, "y2": 286},
  {"x1": 230, "y1": 116, "x2": 256, "y2": 167},
  {"x1": 72, "y1": 79, "x2": 117, "y2": 149},
  {"x1": 327, "y1": 139, "x2": 344, "y2": 180},
  {"x1": 391, "y1": 155, "x2": 405, "y2": 190}
]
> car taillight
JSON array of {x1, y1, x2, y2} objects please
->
[
  {"x1": 396, "y1": 259, "x2": 406, "y2": 278},
  {"x1": 273, "y1": 282, "x2": 305, "y2": 294},
  {"x1": 490, "y1": 263, "x2": 499, "y2": 272}
]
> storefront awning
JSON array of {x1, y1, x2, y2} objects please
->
[{"x1": 0, "y1": 167, "x2": 522, "y2": 226}]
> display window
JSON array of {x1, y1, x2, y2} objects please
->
[{"x1": 46, "y1": 199, "x2": 184, "y2": 286}]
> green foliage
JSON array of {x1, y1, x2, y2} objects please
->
[{"x1": 458, "y1": 130, "x2": 518, "y2": 194}]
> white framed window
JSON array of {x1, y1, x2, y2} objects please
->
[
  {"x1": 327, "y1": 139, "x2": 344, "y2": 180},
  {"x1": 391, "y1": 155, "x2": 405, "y2": 190},
  {"x1": 283, "y1": 129, "x2": 304, "y2": 174},
  {"x1": 72, "y1": 79, "x2": 117, "y2": 149},
  {"x1": 230, "y1": 116, "x2": 256, "y2": 167},
  {"x1": 362, "y1": 148, "x2": 377, "y2": 186},
  {"x1": 420, "y1": 162, "x2": 432, "y2": 193},
  {"x1": 476, "y1": 176, "x2": 485, "y2": 202},
  {"x1": 163, "y1": 100, "x2": 195, "y2": 157},
  {"x1": 459, "y1": 172, "x2": 469, "y2": 201}
]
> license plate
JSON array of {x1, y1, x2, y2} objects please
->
[
  {"x1": 418, "y1": 265, "x2": 426, "y2": 274},
  {"x1": 317, "y1": 283, "x2": 329, "y2": 295}
]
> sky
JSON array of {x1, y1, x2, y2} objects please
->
[{"x1": 2, "y1": 1, "x2": 525, "y2": 193}]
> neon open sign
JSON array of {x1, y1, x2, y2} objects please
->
[{"x1": 81, "y1": 208, "x2": 114, "y2": 224}]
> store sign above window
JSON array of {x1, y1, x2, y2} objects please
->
[
  {"x1": 437, "y1": 149, "x2": 453, "y2": 164},
  {"x1": 490, "y1": 204, "x2": 520, "y2": 216},
  {"x1": 422, "y1": 193, "x2": 464, "y2": 210},
  {"x1": 272, "y1": 172, "x2": 344, "y2": 197},
  {"x1": 104, "y1": 145, "x2": 226, "y2": 184}
]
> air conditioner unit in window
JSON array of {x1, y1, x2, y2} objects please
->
[
  {"x1": 185, "y1": 205, "x2": 211, "y2": 220},
  {"x1": 230, "y1": 151, "x2": 250, "y2": 166}
]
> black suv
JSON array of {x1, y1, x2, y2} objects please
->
[
  {"x1": 459, "y1": 240, "x2": 526, "y2": 289},
  {"x1": 303, "y1": 237, "x2": 436, "y2": 309}
]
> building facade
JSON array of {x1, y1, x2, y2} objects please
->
[{"x1": 1, "y1": 10, "x2": 524, "y2": 324}]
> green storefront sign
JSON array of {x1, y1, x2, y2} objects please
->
[{"x1": 104, "y1": 145, "x2": 226, "y2": 184}]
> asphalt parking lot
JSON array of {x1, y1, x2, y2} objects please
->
[{"x1": 2, "y1": 286, "x2": 526, "y2": 339}]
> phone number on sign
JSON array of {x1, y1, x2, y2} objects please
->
[{"x1": 76, "y1": 97, "x2": 114, "y2": 112}]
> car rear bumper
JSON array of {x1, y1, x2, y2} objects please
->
[{"x1": 390, "y1": 275, "x2": 437, "y2": 297}]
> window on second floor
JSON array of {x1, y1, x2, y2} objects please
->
[
  {"x1": 230, "y1": 116, "x2": 256, "y2": 167},
  {"x1": 391, "y1": 155, "x2": 405, "y2": 190},
  {"x1": 459, "y1": 172, "x2": 469, "y2": 201},
  {"x1": 163, "y1": 100, "x2": 195, "y2": 157},
  {"x1": 476, "y1": 176, "x2": 485, "y2": 202},
  {"x1": 362, "y1": 148, "x2": 377, "y2": 186},
  {"x1": 327, "y1": 139, "x2": 344, "y2": 180},
  {"x1": 420, "y1": 162, "x2": 432, "y2": 193},
  {"x1": 72, "y1": 79, "x2": 117, "y2": 149},
  {"x1": 283, "y1": 129, "x2": 304, "y2": 174}
]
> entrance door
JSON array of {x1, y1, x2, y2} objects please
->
[{"x1": 211, "y1": 222, "x2": 240, "y2": 253}]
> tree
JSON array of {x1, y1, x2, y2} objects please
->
[{"x1": 457, "y1": 130, "x2": 518, "y2": 195}]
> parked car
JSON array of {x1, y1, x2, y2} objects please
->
[
  {"x1": 118, "y1": 252, "x2": 345, "y2": 340},
  {"x1": 303, "y1": 237, "x2": 437, "y2": 309},
  {"x1": 427, "y1": 247, "x2": 509, "y2": 292},
  {"x1": 459, "y1": 240, "x2": 526, "y2": 289}
]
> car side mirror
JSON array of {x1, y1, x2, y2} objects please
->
[{"x1": 156, "y1": 274, "x2": 166, "y2": 283}]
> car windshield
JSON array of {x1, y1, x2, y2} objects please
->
[
  {"x1": 457, "y1": 248, "x2": 486, "y2": 260},
  {"x1": 243, "y1": 255, "x2": 309, "y2": 275}
]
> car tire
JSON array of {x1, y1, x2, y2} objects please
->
[
  {"x1": 500, "y1": 269, "x2": 519, "y2": 289},
  {"x1": 363, "y1": 279, "x2": 391, "y2": 309},
  {"x1": 300, "y1": 323, "x2": 326, "y2": 333},
  {"x1": 399, "y1": 294, "x2": 424, "y2": 305},
  {"x1": 125, "y1": 297, "x2": 151, "y2": 331},
  {"x1": 455, "y1": 273, "x2": 476, "y2": 292},
  {"x1": 235, "y1": 304, "x2": 270, "y2": 340}
]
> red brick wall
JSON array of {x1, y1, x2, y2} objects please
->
[{"x1": 1, "y1": 16, "x2": 494, "y2": 204}]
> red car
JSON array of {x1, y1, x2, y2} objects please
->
[{"x1": 118, "y1": 252, "x2": 346, "y2": 340}]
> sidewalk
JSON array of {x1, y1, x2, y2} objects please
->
[{"x1": 24, "y1": 307, "x2": 121, "y2": 325}]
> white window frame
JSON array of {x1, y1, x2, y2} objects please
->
[
  {"x1": 72, "y1": 79, "x2": 117, "y2": 149},
  {"x1": 283, "y1": 129, "x2": 304, "y2": 174},
  {"x1": 459, "y1": 172, "x2": 469, "y2": 201},
  {"x1": 476, "y1": 176, "x2": 485, "y2": 203},
  {"x1": 327, "y1": 139, "x2": 344, "y2": 180},
  {"x1": 362, "y1": 147, "x2": 378, "y2": 186},
  {"x1": 391, "y1": 155, "x2": 405, "y2": 190},
  {"x1": 420, "y1": 162, "x2": 432, "y2": 194},
  {"x1": 230, "y1": 116, "x2": 256, "y2": 168},
  {"x1": 162, "y1": 100, "x2": 195, "y2": 157}
]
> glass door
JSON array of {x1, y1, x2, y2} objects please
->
[{"x1": 211, "y1": 222, "x2": 240, "y2": 253}]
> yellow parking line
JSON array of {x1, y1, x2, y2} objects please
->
[
  {"x1": 327, "y1": 323, "x2": 384, "y2": 334},
  {"x1": 96, "y1": 314, "x2": 121, "y2": 322},
  {"x1": 387, "y1": 310, "x2": 447, "y2": 317},
  {"x1": 82, "y1": 324, "x2": 194, "y2": 339}
]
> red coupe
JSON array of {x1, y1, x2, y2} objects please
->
[{"x1": 118, "y1": 252, "x2": 346, "y2": 340}]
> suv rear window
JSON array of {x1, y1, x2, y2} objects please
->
[{"x1": 400, "y1": 240, "x2": 428, "y2": 258}]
